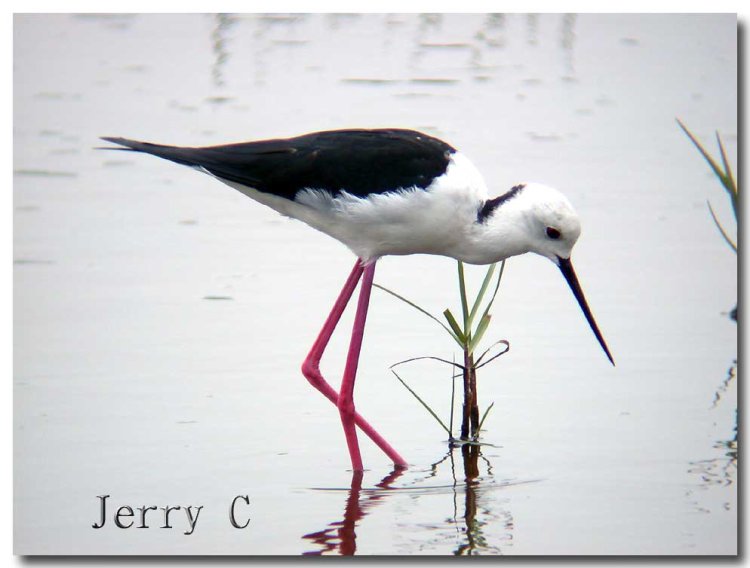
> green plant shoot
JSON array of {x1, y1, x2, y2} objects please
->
[
  {"x1": 374, "y1": 260, "x2": 509, "y2": 442},
  {"x1": 677, "y1": 119, "x2": 737, "y2": 252}
]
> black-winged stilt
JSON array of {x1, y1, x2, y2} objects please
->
[{"x1": 101, "y1": 128, "x2": 614, "y2": 471}]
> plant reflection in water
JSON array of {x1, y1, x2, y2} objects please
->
[{"x1": 685, "y1": 361, "x2": 737, "y2": 515}]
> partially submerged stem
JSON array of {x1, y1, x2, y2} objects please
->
[
  {"x1": 460, "y1": 349, "x2": 471, "y2": 440},
  {"x1": 469, "y1": 352, "x2": 479, "y2": 438},
  {"x1": 449, "y1": 355, "x2": 456, "y2": 440},
  {"x1": 459, "y1": 349, "x2": 481, "y2": 440}
]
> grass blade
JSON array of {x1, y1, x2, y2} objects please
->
[
  {"x1": 676, "y1": 119, "x2": 730, "y2": 188},
  {"x1": 443, "y1": 309, "x2": 466, "y2": 345},
  {"x1": 391, "y1": 369, "x2": 451, "y2": 435},
  {"x1": 715, "y1": 132, "x2": 738, "y2": 217},
  {"x1": 468, "y1": 263, "x2": 496, "y2": 328},
  {"x1": 476, "y1": 401, "x2": 495, "y2": 436},
  {"x1": 468, "y1": 314, "x2": 492, "y2": 353},
  {"x1": 479, "y1": 259, "x2": 506, "y2": 324},
  {"x1": 374, "y1": 283, "x2": 461, "y2": 344},
  {"x1": 707, "y1": 200, "x2": 737, "y2": 251},
  {"x1": 474, "y1": 339, "x2": 511, "y2": 368},
  {"x1": 391, "y1": 355, "x2": 465, "y2": 371},
  {"x1": 457, "y1": 261, "x2": 470, "y2": 334}
]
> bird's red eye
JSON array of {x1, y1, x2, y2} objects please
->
[{"x1": 546, "y1": 227, "x2": 561, "y2": 240}]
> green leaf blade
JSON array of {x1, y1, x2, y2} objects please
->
[
  {"x1": 677, "y1": 119, "x2": 728, "y2": 186},
  {"x1": 443, "y1": 308, "x2": 467, "y2": 346},
  {"x1": 457, "y1": 261, "x2": 470, "y2": 334},
  {"x1": 374, "y1": 283, "x2": 461, "y2": 344},
  {"x1": 392, "y1": 369, "x2": 451, "y2": 435},
  {"x1": 468, "y1": 263, "x2": 496, "y2": 328},
  {"x1": 715, "y1": 132, "x2": 738, "y2": 217},
  {"x1": 477, "y1": 401, "x2": 495, "y2": 436},
  {"x1": 480, "y1": 259, "x2": 506, "y2": 324},
  {"x1": 707, "y1": 200, "x2": 737, "y2": 252},
  {"x1": 468, "y1": 314, "x2": 492, "y2": 354}
]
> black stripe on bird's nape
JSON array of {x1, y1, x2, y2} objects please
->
[{"x1": 477, "y1": 184, "x2": 526, "y2": 223}]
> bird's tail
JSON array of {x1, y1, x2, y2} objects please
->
[{"x1": 99, "y1": 137, "x2": 203, "y2": 169}]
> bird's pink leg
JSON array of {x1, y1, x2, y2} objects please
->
[
  {"x1": 301, "y1": 259, "x2": 407, "y2": 469},
  {"x1": 301, "y1": 261, "x2": 364, "y2": 406},
  {"x1": 337, "y1": 261, "x2": 376, "y2": 471}
]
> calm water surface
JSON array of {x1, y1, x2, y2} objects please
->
[{"x1": 14, "y1": 13, "x2": 737, "y2": 555}]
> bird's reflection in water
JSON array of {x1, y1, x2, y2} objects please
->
[
  {"x1": 302, "y1": 444, "x2": 511, "y2": 555},
  {"x1": 302, "y1": 468, "x2": 404, "y2": 556}
]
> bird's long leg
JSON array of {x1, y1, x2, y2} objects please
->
[
  {"x1": 337, "y1": 261, "x2": 376, "y2": 471},
  {"x1": 301, "y1": 261, "x2": 364, "y2": 405},
  {"x1": 301, "y1": 259, "x2": 407, "y2": 469}
]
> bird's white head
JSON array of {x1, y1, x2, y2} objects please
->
[
  {"x1": 470, "y1": 182, "x2": 581, "y2": 265},
  {"x1": 473, "y1": 182, "x2": 614, "y2": 365},
  {"x1": 516, "y1": 182, "x2": 582, "y2": 264}
]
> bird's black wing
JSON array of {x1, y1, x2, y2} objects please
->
[{"x1": 101, "y1": 129, "x2": 456, "y2": 200}]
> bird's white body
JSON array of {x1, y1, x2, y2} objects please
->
[
  {"x1": 218, "y1": 153, "x2": 579, "y2": 265},
  {"x1": 219, "y1": 152, "x2": 486, "y2": 262}
]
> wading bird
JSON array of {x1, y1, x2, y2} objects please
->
[{"x1": 102, "y1": 128, "x2": 614, "y2": 471}]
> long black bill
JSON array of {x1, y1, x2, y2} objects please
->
[{"x1": 557, "y1": 256, "x2": 615, "y2": 366}]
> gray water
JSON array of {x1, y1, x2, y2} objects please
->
[{"x1": 14, "y1": 13, "x2": 737, "y2": 555}]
